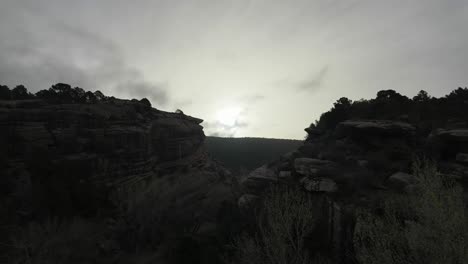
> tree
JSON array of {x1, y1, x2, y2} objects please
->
[
  {"x1": 72, "y1": 87, "x2": 86, "y2": 103},
  {"x1": 0, "y1": 85, "x2": 11, "y2": 100},
  {"x1": 227, "y1": 186, "x2": 326, "y2": 264},
  {"x1": 412, "y1": 90, "x2": 431, "y2": 102},
  {"x1": 316, "y1": 97, "x2": 353, "y2": 129},
  {"x1": 376, "y1": 90, "x2": 403, "y2": 101},
  {"x1": 140, "y1": 98, "x2": 151, "y2": 108},
  {"x1": 333, "y1": 97, "x2": 352, "y2": 108},
  {"x1": 84, "y1": 91, "x2": 97, "y2": 103},
  {"x1": 11, "y1": 85, "x2": 31, "y2": 100},
  {"x1": 94, "y1": 90, "x2": 106, "y2": 101}
]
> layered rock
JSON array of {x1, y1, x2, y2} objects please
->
[
  {"x1": 0, "y1": 98, "x2": 232, "y2": 221},
  {"x1": 239, "y1": 118, "x2": 468, "y2": 263}
]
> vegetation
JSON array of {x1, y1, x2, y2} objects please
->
[
  {"x1": 0, "y1": 83, "x2": 151, "y2": 106},
  {"x1": 353, "y1": 158, "x2": 468, "y2": 264},
  {"x1": 7, "y1": 217, "x2": 101, "y2": 264},
  {"x1": 226, "y1": 186, "x2": 328, "y2": 264},
  {"x1": 205, "y1": 137, "x2": 302, "y2": 172},
  {"x1": 312, "y1": 88, "x2": 468, "y2": 133}
]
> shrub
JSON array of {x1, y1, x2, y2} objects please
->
[
  {"x1": 353, "y1": 158, "x2": 467, "y2": 264},
  {"x1": 113, "y1": 174, "x2": 201, "y2": 252},
  {"x1": 8, "y1": 217, "x2": 100, "y2": 264},
  {"x1": 227, "y1": 186, "x2": 328, "y2": 264}
]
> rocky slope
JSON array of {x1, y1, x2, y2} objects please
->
[
  {"x1": 0, "y1": 96, "x2": 233, "y2": 231},
  {"x1": 240, "y1": 110, "x2": 468, "y2": 262}
]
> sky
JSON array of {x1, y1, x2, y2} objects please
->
[{"x1": 1, "y1": 0, "x2": 468, "y2": 139}]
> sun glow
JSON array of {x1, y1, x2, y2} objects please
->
[{"x1": 216, "y1": 107, "x2": 242, "y2": 127}]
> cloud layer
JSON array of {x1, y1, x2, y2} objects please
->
[
  {"x1": 2, "y1": 0, "x2": 468, "y2": 139},
  {"x1": 0, "y1": 2, "x2": 168, "y2": 106}
]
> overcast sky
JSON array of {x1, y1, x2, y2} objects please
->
[{"x1": 1, "y1": 0, "x2": 467, "y2": 139}]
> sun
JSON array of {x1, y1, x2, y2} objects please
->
[{"x1": 216, "y1": 107, "x2": 242, "y2": 126}]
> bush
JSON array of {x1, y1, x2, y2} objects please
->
[
  {"x1": 353, "y1": 158, "x2": 467, "y2": 264},
  {"x1": 0, "y1": 85, "x2": 11, "y2": 99},
  {"x1": 227, "y1": 186, "x2": 328, "y2": 264},
  {"x1": 8, "y1": 217, "x2": 100, "y2": 264},
  {"x1": 113, "y1": 174, "x2": 201, "y2": 252}
]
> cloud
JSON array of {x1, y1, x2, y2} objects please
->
[
  {"x1": 203, "y1": 119, "x2": 249, "y2": 137},
  {"x1": 238, "y1": 94, "x2": 266, "y2": 104},
  {"x1": 296, "y1": 66, "x2": 329, "y2": 92},
  {"x1": 115, "y1": 80, "x2": 168, "y2": 106},
  {"x1": 272, "y1": 66, "x2": 329, "y2": 94},
  {"x1": 0, "y1": 6, "x2": 169, "y2": 106}
]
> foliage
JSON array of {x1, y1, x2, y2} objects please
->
[
  {"x1": 113, "y1": 174, "x2": 201, "y2": 252},
  {"x1": 227, "y1": 186, "x2": 328, "y2": 264},
  {"x1": 11, "y1": 85, "x2": 33, "y2": 100},
  {"x1": 0, "y1": 85, "x2": 11, "y2": 99},
  {"x1": 353, "y1": 158, "x2": 467, "y2": 264},
  {"x1": 312, "y1": 87, "x2": 468, "y2": 132},
  {"x1": 7, "y1": 218, "x2": 100, "y2": 264}
]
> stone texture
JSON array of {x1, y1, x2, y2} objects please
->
[
  {"x1": 386, "y1": 172, "x2": 417, "y2": 191},
  {"x1": 455, "y1": 153, "x2": 468, "y2": 164},
  {"x1": 241, "y1": 165, "x2": 278, "y2": 193},
  {"x1": 0, "y1": 98, "x2": 227, "y2": 218},
  {"x1": 294, "y1": 158, "x2": 339, "y2": 178},
  {"x1": 238, "y1": 194, "x2": 259, "y2": 209},
  {"x1": 300, "y1": 177, "x2": 338, "y2": 192},
  {"x1": 336, "y1": 120, "x2": 416, "y2": 138}
]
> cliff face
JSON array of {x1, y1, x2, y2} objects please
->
[
  {"x1": 240, "y1": 119, "x2": 468, "y2": 263},
  {"x1": 0, "y1": 98, "x2": 217, "y2": 217}
]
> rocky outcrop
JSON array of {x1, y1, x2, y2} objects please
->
[
  {"x1": 386, "y1": 172, "x2": 417, "y2": 192},
  {"x1": 300, "y1": 177, "x2": 338, "y2": 192},
  {"x1": 240, "y1": 118, "x2": 468, "y2": 263},
  {"x1": 0, "y1": 97, "x2": 232, "y2": 221}
]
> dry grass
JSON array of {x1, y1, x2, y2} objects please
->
[
  {"x1": 354, "y1": 158, "x2": 468, "y2": 264},
  {"x1": 8, "y1": 217, "x2": 100, "y2": 264},
  {"x1": 227, "y1": 186, "x2": 328, "y2": 264}
]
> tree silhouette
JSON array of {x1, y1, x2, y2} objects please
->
[
  {"x1": 11, "y1": 85, "x2": 31, "y2": 99},
  {"x1": 413, "y1": 90, "x2": 431, "y2": 102},
  {"x1": 0, "y1": 85, "x2": 11, "y2": 100}
]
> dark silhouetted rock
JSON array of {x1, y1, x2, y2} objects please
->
[
  {"x1": 300, "y1": 177, "x2": 338, "y2": 192},
  {"x1": 386, "y1": 172, "x2": 417, "y2": 192},
  {"x1": 456, "y1": 153, "x2": 468, "y2": 164},
  {"x1": 0, "y1": 96, "x2": 233, "y2": 222},
  {"x1": 336, "y1": 120, "x2": 416, "y2": 138},
  {"x1": 241, "y1": 165, "x2": 277, "y2": 193}
]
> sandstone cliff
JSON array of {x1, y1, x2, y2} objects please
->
[{"x1": 0, "y1": 96, "x2": 232, "y2": 221}]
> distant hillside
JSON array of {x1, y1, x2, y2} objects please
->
[{"x1": 205, "y1": 136, "x2": 303, "y2": 172}]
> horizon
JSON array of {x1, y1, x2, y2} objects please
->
[{"x1": 1, "y1": 0, "x2": 468, "y2": 139}]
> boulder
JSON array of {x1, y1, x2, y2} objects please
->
[
  {"x1": 435, "y1": 129, "x2": 468, "y2": 142},
  {"x1": 456, "y1": 153, "x2": 468, "y2": 164},
  {"x1": 294, "y1": 158, "x2": 338, "y2": 178},
  {"x1": 336, "y1": 120, "x2": 416, "y2": 138},
  {"x1": 238, "y1": 194, "x2": 259, "y2": 209},
  {"x1": 241, "y1": 165, "x2": 278, "y2": 193},
  {"x1": 278, "y1": 171, "x2": 293, "y2": 179},
  {"x1": 386, "y1": 172, "x2": 417, "y2": 191},
  {"x1": 300, "y1": 177, "x2": 338, "y2": 192}
]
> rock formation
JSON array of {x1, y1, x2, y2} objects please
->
[
  {"x1": 0, "y1": 95, "x2": 234, "y2": 235},
  {"x1": 240, "y1": 116, "x2": 468, "y2": 262}
]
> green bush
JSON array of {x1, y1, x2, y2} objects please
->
[{"x1": 354, "y1": 158, "x2": 467, "y2": 264}]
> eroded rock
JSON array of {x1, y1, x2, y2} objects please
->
[{"x1": 300, "y1": 177, "x2": 338, "y2": 192}]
